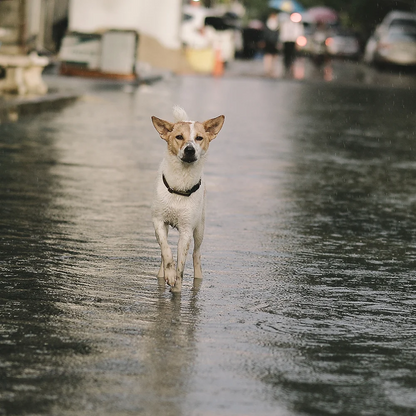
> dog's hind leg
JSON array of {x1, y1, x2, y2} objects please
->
[
  {"x1": 154, "y1": 219, "x2": 176, "y2": 286},
  {"x1": 193, "y1": 221, "x2": 204, "y2": 279}
]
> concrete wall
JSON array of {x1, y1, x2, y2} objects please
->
[{"x1": 137, "y1": 33, "x2": 193, "y2": 74}]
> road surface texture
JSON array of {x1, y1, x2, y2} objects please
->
[{"x1": 1, "y1": 59, "x2": 416, "y2": 415}]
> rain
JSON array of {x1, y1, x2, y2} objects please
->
[{"x1": 1, "y1": 1, "x2": 416, "y2": 415}]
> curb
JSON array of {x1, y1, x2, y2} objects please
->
[{"x1": 0, "y1": 92, "x2": 79, "y2": 124}]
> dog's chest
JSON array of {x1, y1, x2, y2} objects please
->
[{"x1": 155, "y1": 185, "x2": 204, "y2": 229}]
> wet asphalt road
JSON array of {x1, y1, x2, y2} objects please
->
[{"x1": 1, "y1": 60, "x2": 416, "y2": 416}]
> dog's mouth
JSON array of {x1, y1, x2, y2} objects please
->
[{"x1": 181, "y1": 155, "x2": 198, "y2": 163}]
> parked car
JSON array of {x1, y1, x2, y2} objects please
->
[
  {"x1": 325, "y1": 30, "x2": 360, "y2": 59},
  {"x1": 180, "y1": 5, "x2": 240, "y2": 63},
  {"x1": 364, "y1": 10, "x2": 416, "y2": 66},
  {"x1": 241, "y1": 21, "x2": 264, "y2": 59},
  {"x1": 309, "y1": 22, "x2": 329, "y2": 66}
]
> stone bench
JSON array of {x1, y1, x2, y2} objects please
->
[{"x1": 0, "y1": 52, "x2": 49, "y2": 95}]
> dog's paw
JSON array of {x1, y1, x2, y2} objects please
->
[
  {"x1": 165, "y1": 269, "x2": 176, "y2": 287},
  {"x1": 170, "y1": 276, "x2": 182, "y2": 293}
]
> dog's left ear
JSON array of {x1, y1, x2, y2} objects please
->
[
  {"x1": 203, "y1": 115, "x2": 225, "y2": 141},
  {"x1": 151, "y1": 116, "x2": 174, "y2": 141}
]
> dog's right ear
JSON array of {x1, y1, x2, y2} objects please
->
[{"x1": 151, "y1": 116, "x2": 174, "y2": 141}]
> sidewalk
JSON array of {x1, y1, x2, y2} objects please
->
[
  {"x1": 0, "y1": 65, "x2": 164, "y2": 123},
  {"x1": 0, "y1": 82, "x2": 79, "y2": 124}
]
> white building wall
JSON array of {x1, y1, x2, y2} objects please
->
[
  {"x1": 68, "y1": 0, "x2": 182, "y2": 50},
  {"x1": 136, "y1": 0, "x2": 182, "y2": 50}
]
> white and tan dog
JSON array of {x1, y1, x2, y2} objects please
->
[{"x1": 151, "y1": 106, "x2": 225, "y2": 292}]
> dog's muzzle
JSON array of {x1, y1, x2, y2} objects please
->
[{"x1": 181, "y1": 144, "x2": 197, "y2": 163}]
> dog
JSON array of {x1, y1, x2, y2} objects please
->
[{"x1": 151, "y1": 106, "x2": 225, "y2": 292}]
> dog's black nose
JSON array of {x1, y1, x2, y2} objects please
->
[{"x1": 184, "y1": 145, "x2": 195, "y2": 156}]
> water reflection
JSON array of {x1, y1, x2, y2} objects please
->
[
  {"x1": 2, "y1": 72, "x2": 416, "y2": 416},
  {"x1": 257, "y1": 83, "x2": 416, "y2": 415},
  {"x1": 288, "y1": 57, "x2": 334, "y2": 82},
  {"x1": 228, "y1": 56, "x2": 416, "y2": 89},
  {"x1": 0, "y1": 118, "x2": 89, "y2": 415},
  {"x1": 0, "y1": 96, "x2": 203, "y2": 415},
  {"x1": 140, "y1": 279, "x2": 201, "y2": 416}
]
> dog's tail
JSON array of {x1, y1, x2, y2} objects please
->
[{"x1": 173, "y1": 105, "x2": 189, "y2": 122}]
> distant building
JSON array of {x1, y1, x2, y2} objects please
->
[
  {"x1": 0, "y1": 0, "x2": 241, "y2": 73},
  {"x1": 0, "y1": 0, "x2": 69, "y2": 55},
  {"x1": 67, "y1": 0, "x2": 190, "y2": 73}
]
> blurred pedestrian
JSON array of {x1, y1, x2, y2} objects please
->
[
  {"x1": 311, "y1": 20, "x2": 328, "y2": 67},
  {"x1": 280, "y1": 12, "x2": 304, "y2": 72},
  {"x1": 260, "y1": 10, "x2": 280, "y2": 77}
]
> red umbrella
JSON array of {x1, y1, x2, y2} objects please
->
[{"x1": 304, "y1": 6, "x2": 338, "y2": 23}]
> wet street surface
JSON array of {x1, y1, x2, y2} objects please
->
[{"x1": 1, "y1": 61, "x2": 416, "y2": 415}]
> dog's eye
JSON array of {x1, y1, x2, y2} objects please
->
[
  {"x1": 195, "y1": 136, "x2": 203, "y2": 141},
  {"x1": 176, "y1": 135, "x2": 184, "y2": 140}
]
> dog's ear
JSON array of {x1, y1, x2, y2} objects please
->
[
  {"x1": 202, "y1": 115, "x2": 225, "y2": 141},
  {"x1": 151, "y1": 116, "x2": 174, "y2": 141}
]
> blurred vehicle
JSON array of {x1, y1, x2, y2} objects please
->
[
  {"x1": 241, "y1": 20, "x2": 264, "y2": 59},
  {"x1": 180, "y1": 5, "x2": 240, "y2": 63},
  {"x1": 310, "y1": 21, "x2": 329, "y2": 66},
  {"x1": 181, "y1": 6, "x2": 211, "y2": 49},
  {"x1": 296, "y1": 21, "x2": 314, "y2": 54},
  {"x1": 297, "y1": 18, "x2": 338, "y2": 57},
  {"x1": 364, "y1": 10, "x2": 416, "y2": 66},
  {"x1": 325, "y1": 30, "x2": 360, "y2": 59},
  {"x1": 218, "y1": 12, "x2": 244, "y2": 58}
]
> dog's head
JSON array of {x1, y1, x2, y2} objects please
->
[{"x1": 151, "y1": 113, "x2": 225, "y2": 164}]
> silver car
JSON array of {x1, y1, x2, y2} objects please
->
[
  {"x1": 325, "y1": 30, "x2": 360, "y2": 59},
  {"x1": 364, "y1": 10, "x2": 416, "y2": 66}
]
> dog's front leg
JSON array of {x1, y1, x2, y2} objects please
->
[
  {"x1": 193, "y1": 220, "x2": 204, "y2": 279},
  {"x1": 171, "y1": 229, "x2": 192, "y2": 292},
  {"x1": 153, "y1": 219, "x2": 176, "y2": 286}
]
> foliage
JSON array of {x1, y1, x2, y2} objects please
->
[
  {"x1": 238, "y1": 0, "x2": 270, "y2": 20},
  {"x1": 303, "y1": 0, "x2": 414, "y2": 37}
]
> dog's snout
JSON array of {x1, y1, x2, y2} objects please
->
[
  {"x1": 184, "y1": 144, "x2": 195, "y2": 155},
  {"x1": 181, "y1": 143, "x2": 197, "y2": 163}
]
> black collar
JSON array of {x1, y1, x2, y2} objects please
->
[{"x1": 162, "y1": 174, "x2": 202, "y2": 197}]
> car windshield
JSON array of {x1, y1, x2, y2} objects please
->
[
  {"x1": 389, "y1": 18, "x2": 416, "y2": 31},
  {"x1": 336, "y1": 33, "x2": 355, "y2": 38},
  {"x1": 388, "y1": 28, "x2": 416, "y2": 42}
]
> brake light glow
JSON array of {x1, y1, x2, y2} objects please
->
[{"x1": 296, "y1": 36, "x2": 307, "y2": 47}]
